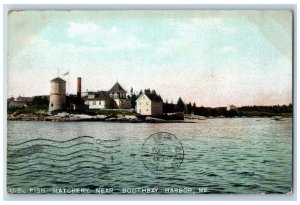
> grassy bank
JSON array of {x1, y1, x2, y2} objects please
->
[{"x1": 8, "y1": 106, "x2": 48, "y2": 115}]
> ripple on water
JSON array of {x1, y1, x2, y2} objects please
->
[{"x1": 7, "y1": 119, "x2": 292, "y2": 194}]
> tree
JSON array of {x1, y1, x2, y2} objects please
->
[
  {"x1": 130, "y1": 93, "x2": 137, "y2": 109},
  {"x1": 187, "y1": 102, "x2": 192, "y2": 114},
  {"x1": 144, "y1": 88, "x2": 151, "y2": 93},
  {"x1": 176, "y1": 97, "x2": 185, "y2": 112},
  {"x1": 130, "y1": 87, "x2": 133, "y2": 96},
  {"x1": 163, "y1": 100, "x2": 175, "y2": 113},
  {"x1": 137, "y1": 89, "x2": 143, "y2": 98},
  {"x1": 192, "y1": 102, "x2": 196, "y2": 113},
  {"x1": 32, "y1": 96, "x2": 49, "y2": 107}
]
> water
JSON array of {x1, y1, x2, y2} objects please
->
[{"x1": 7, "y1": 118, "x2": 292, "y2": 194}]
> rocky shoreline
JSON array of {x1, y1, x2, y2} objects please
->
[{"x1": 7, "y1": 113, "x2": 194, "y2": 123}]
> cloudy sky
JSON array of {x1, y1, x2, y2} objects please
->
[{"x1": 8, "y1": 10, "x2": 292, "y2": 107}]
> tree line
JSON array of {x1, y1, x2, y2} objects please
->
[
  {"x1": 166, "y1": 99, "x2": 292, "y2": 117},
  {"x1": 127, "y1": 88, "x2": 292, "y2": 117}
]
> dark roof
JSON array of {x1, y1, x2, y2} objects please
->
[
  {"x1": 108, "y1": 82, "x2": 126, "y2": 93},
  {"x1": 144, "y1": 92, "x2": 163, "y2": 102},
  {"x1": 83, "y1": 91, "x2": 112, "y2": 101},
  {"x1": 51, "y1": 77, "x2": 66, "y2": 82}
]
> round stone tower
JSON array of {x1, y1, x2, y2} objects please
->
[{"x1": 49, "y1": 77, "x2": 66, "y2": 112}]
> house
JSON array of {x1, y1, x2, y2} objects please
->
[
  {"x1": 226, "y1": 105, "x2": 237, "y2": 111},
  {"x1": 136, "y1": 92, "x2": 163, "y2": 116},
  {"x1": 108, "y1": 82, "x2": 131, "y2": 109},
  {"x1": 83, "y1": 82, "x2": 131, "y2": 110},
  {"x1": 83, "y1": 91, "x2": 115, "y2": 109},
  {"x1": 8, "y1": 95, "x2": 34, "y2": 108},
  {"x1": 16, "y1": 96, "x2": 33, "y2": 103}
]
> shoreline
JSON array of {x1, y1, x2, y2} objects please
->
[
  {"x1": 7, "y1": 113, "x2": 291, "y2": 123},
  {"x1": 7, "y1": 114, "x2": 192, "y2": 123}
]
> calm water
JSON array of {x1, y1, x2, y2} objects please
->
[{"x1": 7, "y1": 118, "x2": 292, "y2": 194}]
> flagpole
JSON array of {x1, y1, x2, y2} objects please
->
[{"x1": 68, "y1": 71, "x2": 70, "y2": 96}]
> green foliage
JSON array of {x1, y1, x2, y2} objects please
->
[
  {"x1": 185, "y1": 102, "x2": 192, "y2": 114},
  {"x1": 8, "y1": 106, "x2": 48, "y2": 115},
  {"x1": 239, "y1": 104, "x2": 292, "y2": 113},
  {"x1": 192, "y1": 105, "x2": 292, "y2": 117},
  {"x1": 32, "y1": 96, "x2": 49, "y2": 107},
  {"x1": 130, "y1": 94, "x2": 137, "y2": 109},
  {"x1": 176, "y1": 97, "x2": 185, "y2": 112},
  {"x1": 163, "y1": 102, "x2": 175, "y2": 113},
  {"x1": 144, "y1": 88, "x2": 151, "y2": 93}
]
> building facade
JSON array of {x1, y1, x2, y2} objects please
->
[
  {"x1": 108, "y1": 82, "x2": 131, "y2": 109},
  {"x1": 136, "y1": 92, "x2": 163, "y2": 116},
  {"x1": 49, "y1": 77, "x2": 66, "y2": 112},
  {"x1": 83, "y1": 82, "x2": 131, "y2": 110},
  {"x1": 83, "y1": 91, "x2": 115, "y2": 109},
  {"x1": 8, "y1": 96, "x2": 34, "y2": 108}
]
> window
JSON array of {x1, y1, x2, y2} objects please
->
[
  {"x1": 51, "y1": 103, "x2": 53, "y2": 107},
  {"x1": 139, "y1": 102, "x2": 141, "y2": 106},
  {"x1": 93, "y1": 101, "x2": 96, "y2": 105},
  {"x1": 146, "y1": 102, "x2": 149, "y2": 105}
]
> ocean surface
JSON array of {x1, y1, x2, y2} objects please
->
[{"x1": 7, "y1": 118, "x2": 292, "y2": 194}]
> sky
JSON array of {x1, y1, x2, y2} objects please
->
[{"x1": 8, "y1": 10, "x2": 292, "y2": 107}]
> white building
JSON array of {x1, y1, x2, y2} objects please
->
[
  {"x1": 84, "y1": 91, "x2": 115, "y2": 109},
  {"x1": 136, "y1": 92, "x2": 163, "y2": 116},
  {"x1": 83, "y1": 82, "x2": 131, "y2": 110},
  {"x1": 226, "y1": 105, "x2": 237, "y2": 111}
]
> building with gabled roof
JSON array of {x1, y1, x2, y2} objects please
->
[
  {"x1": 83, "y1": 91, "x2": 115, "y2": 109},
  {"x1": 108, "y1": 82, "x2": 131, "y2": 109},
  {"x1": 108, "y1": 82, "x2": 127, "y2": 100},
  {"x1": 83, "y1": 82, "x2": 131, "y2": 110},
  {"x1": 136, "y1": 91, "x2": 163, "y2": 116},
  {"x1": 108, "y1": 82, "x2": 126, "y2": 93}
]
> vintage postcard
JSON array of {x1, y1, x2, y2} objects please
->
[{"x1": 6, "y1": 10, "x2": 293, "y2": 195}]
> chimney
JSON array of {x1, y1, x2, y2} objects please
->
[{"x1": 77, "y1": 77, "x2": 81, "y2": 101}]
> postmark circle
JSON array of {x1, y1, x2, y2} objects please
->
[{"x1": 142, "y1": 132, "x2": 184, "y2": 173}]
